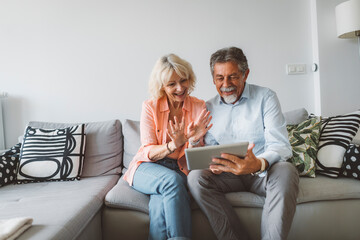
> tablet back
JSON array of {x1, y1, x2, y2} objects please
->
[{"x1": 185, "y1": 142, "x2": 249, "y2": 170}]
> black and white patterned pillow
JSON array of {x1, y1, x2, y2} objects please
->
[
  {"x1": 342, "y1": 144, "x2": 360, "y2": 180},
  {"x1": 17, "y1": 125, "x2": 86, "y2": 183},
  {"x1": 0, "y1": 143, "x2": 21, "y2": 187},
  {"x1": 316, "y1": 110, "x2": 360, "y2": 178}
]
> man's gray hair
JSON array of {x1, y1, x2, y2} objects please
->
[{"x1": 210, "y1": 47, "x2": 249, "y2": 76}]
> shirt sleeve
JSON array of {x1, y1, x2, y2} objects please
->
[
  {"x1": 204, "y1": 131, "x2": 219, "y2": 146},
  {"x1": 256, "y1": 91, "x2": 292, "y2": 167},
  {"x1": 139, "y1": 101, "x2": 158, "y2": 160}
]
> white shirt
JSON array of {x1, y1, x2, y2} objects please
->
[{"x1": 205, "y1": 83, "x2": 292, "y2": 168}]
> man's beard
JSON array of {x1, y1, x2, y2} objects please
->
[{"x1": 220, "y1": 87, "x2": 238, "y2": 104}]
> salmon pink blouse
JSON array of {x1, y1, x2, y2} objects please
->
[{"x1": 124, "y1": 95, "x2": 206, "y2": 186}]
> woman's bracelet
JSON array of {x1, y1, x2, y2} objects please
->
[
  {"x1": 189, "y1": 138, "x2": 200, "y2": 146},
  {"x1": 166, "y1": 142, "x2": 175, "y2": 153}
]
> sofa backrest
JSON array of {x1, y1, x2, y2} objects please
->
[
  {"x1": 28, "y1": 120, "x2": 123, "y2": 177},
  {"x1": 121, "y1": 108, "x2": 310, "y2": 174}
]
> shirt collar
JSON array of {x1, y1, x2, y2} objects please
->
[
  {"x1": 218, "y1": 83, "x2": 250, "y2": 105},
  {"x1": 159, "y1": 95, "x2": 191, "y2": 112}
]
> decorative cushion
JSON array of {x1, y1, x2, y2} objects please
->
[
  {"x1": 28, "y1": 120, "x2": 123, "y2": 177},
  {"x1": 352, "y1": 129, "x2": 360, "y2": 145},
  {"x1": 0, "y1": 143, "x2": 21, "y2": 187},
  {"x1": 316, "y1": 110, "x2": 360, "y2": 178},
  {"x1": 122, "y1": 119, "x2": 141, "y2": 174},
  {"x1": 287, "y1": 117, "x2": 321, "y2": 177},
  {"x1": 17, "y1": 125, "x2": 86, "y2": 183},
  {"x1": 342, "y1": 144, "x2": 360, "y2": 180}
]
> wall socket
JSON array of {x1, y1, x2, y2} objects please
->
[{"x1": 286, "y1": 64, "x2": 306, "y2": 75}]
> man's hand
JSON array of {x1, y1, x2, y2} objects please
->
[{"x1": 209, "y1": 143, "x2": 268, "y2": 175}]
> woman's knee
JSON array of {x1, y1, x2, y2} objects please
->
[{"x1": 161, "y1": 172, "x2": 187, "y2": 193}]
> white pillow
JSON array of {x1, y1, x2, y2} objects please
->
[
  {"x1": 352, "y1": 129, "x2": 360, "y2": 145},
  {"x1": 316, "y1": 110, "x2": 360, "y2": 178},
  {"x1": 17, "y1": 125, "x2": 86, "y2": 183}
]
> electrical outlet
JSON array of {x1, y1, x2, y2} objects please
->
[{"x1": 286, "y1": 64, "x2": 306, "y2": 75}]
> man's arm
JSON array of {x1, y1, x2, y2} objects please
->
[{"x1": 256, "y1": 90, "x2": 292, "y2": 167}]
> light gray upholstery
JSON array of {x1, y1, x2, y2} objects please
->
[
  {"x1": 105, "y1": 177, "x2": 149, "y2": 213},
  {"x1": 28, "y1": 120, "x2": 123, "y2": 177},
  {"x1": 105, "y1": 175, "x2": 360, "y2": 212},
  {"x1": 283, "y1": 107, "x2": 309, "y2": 125},
  {"x1": 122, "y1": 119, "x2": 141, "y2": 174},
  {"x1": 0, "y1": 175, "x2": 119, "y2": 240},
  {"x1": 103, "y1": 198, "x2": 360, "y2": 240}
]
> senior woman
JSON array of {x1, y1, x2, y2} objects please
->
[{"x1": 124, "y1": 54, "x2": 212, "y2": 240}]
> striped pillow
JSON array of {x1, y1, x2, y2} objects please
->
[
  {"x1": 316, "y1": 110, "x2": 360, "y2": 178},
  {"x1": 17, "y1": 125, "x2": 86, "y2": 183}
]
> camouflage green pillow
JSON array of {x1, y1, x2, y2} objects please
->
[{"x1": 287, "y1": 117, "x2": 321, "y2": 177}]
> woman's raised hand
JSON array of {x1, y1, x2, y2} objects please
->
[
  {"x1": 167, "y1": 116, "x2": 188, "y2": 149},
  {"x1": 187, "y1": 109, "x2": 213, "y2": 144}
]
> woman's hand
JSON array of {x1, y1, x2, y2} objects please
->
[
  {"x1": 187, "y1": 109, "x2": 213, "y2": 145},
  {"x1": 167, "y1": 116, "x2": 188, "y2": 149}
]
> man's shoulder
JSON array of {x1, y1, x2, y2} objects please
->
[{"x1": 248, "y1": 84, "x2": 276, "y2": 98}]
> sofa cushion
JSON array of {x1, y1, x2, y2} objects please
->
[
  {"x1": 17, "y1": 125, "x2": 86, "y2": 183},
  {"x1": 28, "y1": 120, "x2": 123, "y2": 177},
  {"x1": 105, "y1": 177, "x2": 149, "y2": 213},
  {"x1": 316, "y1": 110, "x2": 360, "y2": 178},
  {"x1": 122, "y1": 119, "x2": 141, "y2": 174},
  {"x1": 104, "y1": 175, "x2": 360, "y2": 213},
  {"x1": 0, "y1": 175, "x2": 119, "y2": 240},
  {"x1": 286, "y1": 117, "x2": 321, "y2": 177},
  {"x1": 283, "y1": 108, "x2": 309, "y2": 125}
]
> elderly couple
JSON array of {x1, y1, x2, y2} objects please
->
[{"x1": 123, "y1": 47, "x2": 299, "y2": 240}]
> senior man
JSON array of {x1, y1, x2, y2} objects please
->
[{"x1": 187, "y1": 47, "x2": 299, "y2": 240}]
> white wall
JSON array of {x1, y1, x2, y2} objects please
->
[
  {"x1": 0, "y1": 0, "x2": 350, "y2": 148},
  {"x1": 315, "y1": 0, "x2": 360, "y2": 117}
]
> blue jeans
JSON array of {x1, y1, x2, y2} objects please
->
[{"x1": 132, "y1": 158, "x2": 191, "y2": 240}]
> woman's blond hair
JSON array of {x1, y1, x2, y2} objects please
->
[{"x1": 149, "y1": 54, "x2": 196, "y2": 99}]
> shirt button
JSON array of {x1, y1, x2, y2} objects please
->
[{"x1": 181, "y1": 168, "x2": 183, "y2": 170}]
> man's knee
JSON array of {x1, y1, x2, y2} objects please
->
[
  {"x1": 188, "y1": 169, "x2": 214, "y2": 188},
  {"x1": 268, "y1": 162, "x2": 299, "y2": 195}
]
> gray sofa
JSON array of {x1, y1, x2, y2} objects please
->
[
  {"x1": 0, "y1": 120, "x2": 123, "y2": 240},
  {"x1": 103, "y1": 110, "x2": 360, "y2": 240},
  {"x1": 1, "y1": 109, "x2": 360, "y2": 240}
]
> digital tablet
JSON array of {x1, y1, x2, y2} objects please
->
[{"x1": 185, "y1": 142, "x2": 249, "y2": 170}]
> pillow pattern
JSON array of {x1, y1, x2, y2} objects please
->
[
  {"x1": 342, "y1": 144, "x2": 360, "y2": 180},
  {"x1": 0, "y1": 143, "x2": 21, "y2": 187},
  {"x1": 316, "y1": 110, "x2": 360, "y2": 178},
  {"x1": 287, "y1": 116, "x2": 321, "y2": 177},
  {"x1": 17, "y1": 125, "x2": 86, "y2": 183}
]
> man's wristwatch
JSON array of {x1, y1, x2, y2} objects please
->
[{"x1": 251, "y1": 157, "x2": 266, "y2": 176}]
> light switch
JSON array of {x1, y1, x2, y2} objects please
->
[{"x1": 286, "y1": 64, "x2": 306, "y2": 75}]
